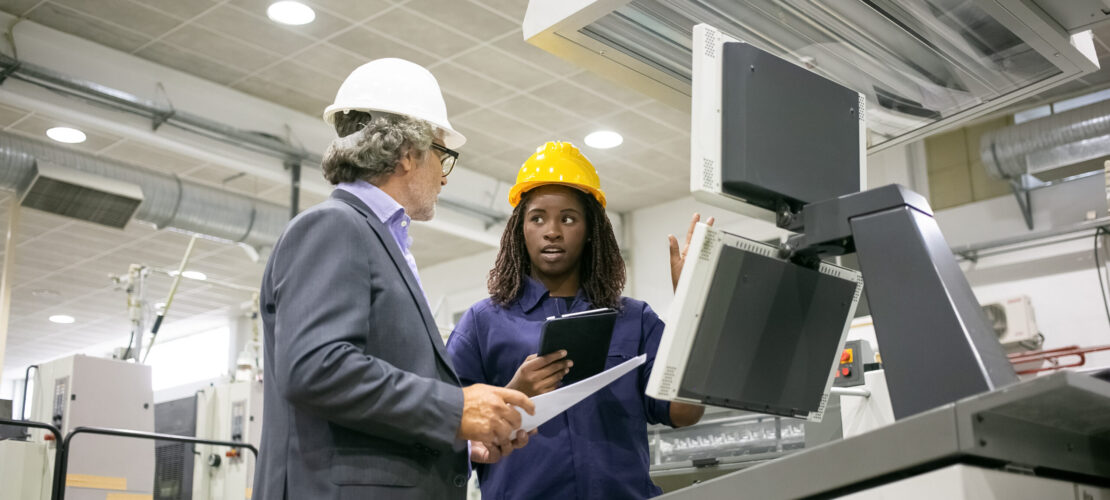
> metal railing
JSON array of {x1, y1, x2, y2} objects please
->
[
  {"x1": 0, "y1": 421, "x2": 259, "y2": 500},
  {"x1": 57, "y1": 426, "x2": 257, "y2": 500}
]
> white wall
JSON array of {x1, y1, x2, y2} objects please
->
[{"x1": 937, "y1": 171, "x2": 1110, "y2": 370}]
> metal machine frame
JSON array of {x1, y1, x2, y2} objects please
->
[{"x1": 660, "y1": 371, "x2": 1110, "y2": 498}]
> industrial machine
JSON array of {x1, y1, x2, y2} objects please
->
[
  {"x1": 26, "y1": 354, "x2": 155, "y2": 500},
  {"x1": 192, "y1": 380, "x2": 263, "y2": 500},
  {"x1": 153, "y1": 396, "x2": 198, "y2": 500},
  {"x1": 643, "y1": 23, "x2": 1109, "y2": 499}
]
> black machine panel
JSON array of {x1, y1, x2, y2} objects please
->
[
  {"x1": 678, "y1": 246, "x2": 859, "y2": 418},
  {"x1": 720, "y1": 42, "x2": 862, "y2": 212}
]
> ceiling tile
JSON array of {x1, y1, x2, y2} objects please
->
[
  {"x1": 657, "y1": 137, "x2": 690, "y2": 164},
  {"x1": 453, "y1": 108, "x2": 542, "y2": 147},
  {"x1": 28, "y1": 2, "x2": 153, "y2": 53},
  {"x1": 454, "y1": 128, "x2": 512, "y2": 159},
  {"x1": 225, "y1": 0, "x2": 353, "y2": 40},
  {"x1": 193, "y1": 5, "x2": 315, "y2": 55},
  {"x1": 295, "y1": 0, "x2": 394, "y2": 22},
  {"x1": 598, "y1": 110, "x2": 679, "y2": 145},
  {"x1": 452, "y1": 46, "x2": 554, "y2": 91},
  {"x1": 0, "y1": 0, "x2": 43, "y2": 16},
  {"x1": 492, "y1": 145, "x2": 535, "y2": 166},
  {"x1": 254, "y1": 60, "x2": 343, "y2": 105},
  {"x1": 9, "y1": 115, "x2": 122, "y2": 153},
  {"x1": 141, "y1": 0, "x2": 220, "y2": 20},
  {"x1": 530, "y1": 81, "x2": 622, "y2": 120},
  {"x1": 98, "y1": 141, "x2": 207, "y2": 175},
  {"x1": 627, "y1": 147, "x2": 687, "y2": 178},
  {"x1": 163, "y1": 24, "x2": 282, "y2": 72},
  {"x1": 497, "y1": 94, "x2": 583, "y2": 134},
  {"x1": 456, "y1": 154, "x2": 517, "y2": 180},
  {"x1": 292, "y1": 43, "x2": 367, "y2": 80},
  {"x1": 136, "y1": 41, "x2": 250, "y2": 86},
  {"x1": 430, "y1": 63, "x2": 514, "y2": 106},
  {"x1": 232, "y1": 76, "x2": 332, "y2": 117},
  {"x1": 636, "y1": 100, "x2": 691, "y2": 132},
  {"x1": 403, "y1": 0, "x2": 517, "y2": 41},
  {"x1": 568, "y1": 71, "x2": 653, "y2": 108},
  {"x1": 472, "y1": 0, "x2": 529, "y2": 23},
  {"x1": 368, "y1": 8, "x2": 469, "y2": 58},
  {"x1": 492, "y1": 29, "x2": 583, "y2": 77},
  {"x1": 52, "y1": 0, "x2": 181, "y2": 37},
  {"x1": 443, "y1": 91, "x2": 480, "y2": 118},
  {"x1": 329, "y1": 26, "x2": 436, "y2": 67},
  {"x1": 0, "y1": 102, "x2": 30, "y2": 128}
]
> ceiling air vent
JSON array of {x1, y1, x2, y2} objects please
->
[{"x1": 20, "y1": 161, "x2": 144, "y2": 229}]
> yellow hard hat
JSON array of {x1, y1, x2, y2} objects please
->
[{"x1": 509, "y1": 141, "x2": 606, "y2": 208}]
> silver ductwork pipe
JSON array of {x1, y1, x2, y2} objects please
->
[
  {"x1": 0, "y1": 131, "x2": 288, "y2": 248},
  {"x1": 980, "y1": 98, "x2": 1110, "y2": 180}
]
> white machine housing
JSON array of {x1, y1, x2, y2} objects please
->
[
  {"x1": 193, "y1": 380, "x2": 263, "y2": 500},
  {"x1": 689, "y1": 24, "x2": 866, "y2": 222},
  {"x1": 0, "y1": 439, "x2": 50, "y2": 499},
  {"x1": 28, "y1": 354, "x2": 154, "y2": 500},
  {"x1": 647, "y1": 223, "x2": 863, "y2": 422}
]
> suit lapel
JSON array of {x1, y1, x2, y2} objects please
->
[{"x1": 331, "y1": 190, "x2": 460, "y2": 383}]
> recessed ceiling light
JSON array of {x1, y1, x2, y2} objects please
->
[
  {"x1": 171, "y1": 270, "x2": 208, "y2": 281},
  {"x1": 584, "y1": 130, "x2": 623, "y2": 149},
  {"x1": 49, "y1": 314, "x2": 75, "y2": 324},
  {"x1": 46, "y1": 127, "x2": 87, "y2": 144},
  {"x1": 267, "y1": 1, "x2": 315, "y2": 25}
]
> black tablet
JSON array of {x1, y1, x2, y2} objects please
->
[{"x1": 538, "y1": 308, "x2": 619, "y2": 385}]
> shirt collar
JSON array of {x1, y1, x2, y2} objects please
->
[
  {"x1": 519, "y1": 275, "x2": 587, "y2": 313},
  {"x1": 335, "y1": 180, "x2": 406, "y2": 226}
]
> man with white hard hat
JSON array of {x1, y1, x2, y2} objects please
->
[{"x1": 252, "y1": 58, "x2": 534, "y2": 500}]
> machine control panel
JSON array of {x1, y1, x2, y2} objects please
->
[
  {"x1": 52, "y1": 377, "x2": 69, "y2": 429},
  {"x1": 833, "y1": 340, "x2": 864, "y2": 387}
]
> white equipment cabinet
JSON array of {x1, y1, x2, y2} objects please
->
[
  {"x1": 192, "y1": 380, "x2": 263, "y2": 500},
  {"x1": 28, "y1": 354, "x2": 154, "y2": 500}
]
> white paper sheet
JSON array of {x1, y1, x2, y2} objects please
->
[{"x1": 515, "y1": 354, "x2": 646, "y2": 432}]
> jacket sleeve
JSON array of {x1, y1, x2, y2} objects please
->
[{"x1": 268, "y1": 206, "x2": 463, "y2": 449}]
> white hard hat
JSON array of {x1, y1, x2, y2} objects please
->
[{"x1": 323, "y1": 58, "x2": 466, "y2": 149}]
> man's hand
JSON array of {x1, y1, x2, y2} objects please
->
[
  {"x1": 469, "y1": 430, "x2": 536, "y2": 464},
  {"x1": 668, "y1": 213, "x2": 715, "y2": 292},
  {"x1": 507, "y1": 350, "x2": 572, "y2": 397},
  {"x1": 456, "y1": 384, "x2": 534, "y2": 447}
]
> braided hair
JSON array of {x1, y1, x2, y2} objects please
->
[{"x1": 488, "y1": 187, "x2": 625, "y2": 309}]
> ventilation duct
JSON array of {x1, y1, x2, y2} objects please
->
[
  {"x1": 980, "y1": 98, "x2": 1110, "y2": 180},
  {"x1": 0, "y1": 131, "x2": 288, "y2": 249},
  {"x1": 20, "y1": 162, "x2": 144, "y2": 229}
]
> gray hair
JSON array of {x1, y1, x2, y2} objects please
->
[{"x1": 321, "y1": 110, "x2": 438, "y2": 185}]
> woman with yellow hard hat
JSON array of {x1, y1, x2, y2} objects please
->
[{"x1": 446, "y1": 141, "x2": 707, "y2": 499}]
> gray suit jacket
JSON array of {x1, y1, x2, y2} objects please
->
[{"x1": 252, "y1": 190, "x2": 468, "y2": 499}]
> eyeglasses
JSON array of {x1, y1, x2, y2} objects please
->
[{"x1": 430, "y1": 143, "x2": 459, "y2": 177}]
